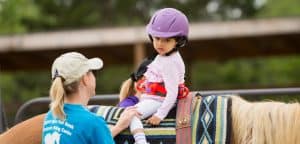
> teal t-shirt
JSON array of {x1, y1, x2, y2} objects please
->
[{"x1": 42, "y1": 103, "x2": 114, "y2": 144}]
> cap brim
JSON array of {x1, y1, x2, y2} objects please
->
[{"x1": 87, "y1": 58, "x2": 103, "y2": 70}]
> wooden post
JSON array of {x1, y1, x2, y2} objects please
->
[{"x1": 133, "y1": 43, "x2": 146, "y2": 70}]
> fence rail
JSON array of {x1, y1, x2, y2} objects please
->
[
  {"x1": 13, "y1": 87, "x2": 300, "y2": 124},
  {"x1": 0, "y1": 97, "x2": 8, "y2": 133}
]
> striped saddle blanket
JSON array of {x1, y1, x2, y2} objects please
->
[
  {"x1": 192, "y1": 95, "x2": 232, "y2": 144},
  {"x1": 88, "y1": 105, "x2": 177, "y2": 144},
  {"x1": 88, "y1": 95, "x2": 231, "y2": 144}
]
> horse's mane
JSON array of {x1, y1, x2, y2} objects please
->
[{"x1": 231, "y1": 96, "x2": 300, "y2": 144}]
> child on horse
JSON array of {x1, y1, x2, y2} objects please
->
[
  {"x1": 118, "y1": 56, "x2": 154, "y2": 108},
  {"x1": 118, "y1": 8, "x2": 190, "y2": 144}
]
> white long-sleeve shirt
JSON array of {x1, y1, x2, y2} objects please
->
[{"x1": 142, "y1": 51, "x2": 185, "y2": 120}]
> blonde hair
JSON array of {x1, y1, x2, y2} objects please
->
[
  {"x1": 119, "y1": 78, "x2": 135, "y2": 102},
  {"x1": 49, "y1": 77, "x2": 79, "y2": 121}
]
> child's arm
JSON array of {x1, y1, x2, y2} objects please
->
[{"x1": 152, "y1": 64, "x2": 179, "y2": 121}]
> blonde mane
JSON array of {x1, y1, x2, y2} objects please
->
[{"x1": 231, "y1": 96, "x2": 300, "y2": 144}]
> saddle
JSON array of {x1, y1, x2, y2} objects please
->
[
  {"x1": 89, "y1": 93, "x2": 231, "y2": 144},
  {"x1": 176, "y1": 92, "x2": 198, "y2": 144},
  {"x1": 176, "y1": 93, "x2": 232, "y2": 144}
]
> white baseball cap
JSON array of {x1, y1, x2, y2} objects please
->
[{"x1": 51, "y1": 52, "x2": 103, "y2": 85}]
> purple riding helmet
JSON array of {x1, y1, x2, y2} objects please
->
[{"x1": 146, "y1": 8, "x2": 189, "y2": 40}]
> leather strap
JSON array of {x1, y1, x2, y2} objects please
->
[{"x1": 176, "y1": 92, "x2": 195, "y2": 144}]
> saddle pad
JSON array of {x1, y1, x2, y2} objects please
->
[
  {"x1": 88, "y1": 105, "x2": 177, "y2": 144},
  {"x1": 192, "y1": 95, "x2": 232, "y2": 144}
]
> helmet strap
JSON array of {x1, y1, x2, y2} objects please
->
[
  {"x1": 175, "y1": 36, "x2": 187, "y2": 48},
  {"x1": 148, "y1": 35, "x2": 153, "y2": 42},
  {"x1": 165, "y1": 47, "x2": 178, "y2": 56}
]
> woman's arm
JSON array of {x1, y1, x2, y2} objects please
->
[{"x1": 109, "y1": 107, "x2": 140, "y2": 137}]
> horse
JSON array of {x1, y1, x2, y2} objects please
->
[
  {"x1": 0, "y1": 113, "x2": 45, "y2": 144},
  {"x1": 0, "y1": 95, "x2": 299, "y2": 144}
]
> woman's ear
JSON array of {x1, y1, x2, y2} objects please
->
[{"x1": 81, "y1": 73, "x2": 90, "y2": 86}]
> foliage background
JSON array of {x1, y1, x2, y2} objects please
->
[{"x1": 0, "y1": 0, "x2": 300, "y2": 126}]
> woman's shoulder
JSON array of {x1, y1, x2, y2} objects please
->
[
  {"x1": 88, "y1": 115, "x2": 110, "y2": 132},
  {"x1": 75, "y1": 112, "x2": 107, "y2": 130},
  {"x1": 85, "y1": 111, "x2": 106, "y2": 122}
]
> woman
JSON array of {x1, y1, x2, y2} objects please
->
[{"x1": 42, "y1": 52, "x2": 140, "y2": 144}]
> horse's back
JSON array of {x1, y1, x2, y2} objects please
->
[{"x1": 0, "y1": 114, "x2": 45, "y2": 144}]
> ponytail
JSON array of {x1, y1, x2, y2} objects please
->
[
  {"x1": 49, "y1": 77, "x2": 66, "y2": 121},
  {"x1": 119, "y1": 78, "x2": 135, "y2": 102}
]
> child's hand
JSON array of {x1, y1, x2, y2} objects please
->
[{"x1": 146, "y1": 115, "x2": 161, "y2": 125}]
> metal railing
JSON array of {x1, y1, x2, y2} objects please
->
[
  {"x1": 14, "y1": 87, "x2": 300, "y2": 124},
  {"x1": 0, "y1": 97, "x2": 8, "y2": 133}
]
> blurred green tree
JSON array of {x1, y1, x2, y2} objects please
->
[{"x1": 255, "y1": 0, "x2": 300, "y2": 18}]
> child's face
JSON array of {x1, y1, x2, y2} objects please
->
[{"x1": 152, "y1": 37, "x2": 177, "y2": 55}]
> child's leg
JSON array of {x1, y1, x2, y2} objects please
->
[
  {"x1": 130, "y1": 117, "x2": 147, "y2": 144},
  {"x1": 130, "y1": 99, "x2": 162, "y2": 144},
  {"x1": 136, "y1": 99, "x2": 162, "y2": 119}
]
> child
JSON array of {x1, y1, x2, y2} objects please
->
[
  {"x1": 126, "y1": 8, "x2": 190, "y2": 144},
  {"x1": 118, "y1": 57, "x2": 155, "y2": 108}
]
